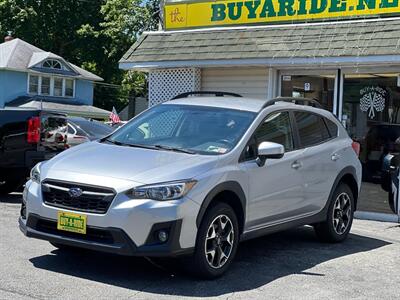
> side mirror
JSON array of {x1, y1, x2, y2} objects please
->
[{"x1": 256, "y1": 142, "x2": 285, "y2": 167}]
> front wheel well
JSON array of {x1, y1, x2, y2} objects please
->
[
  {"x1": 338, "y1": 174, "x2": 359, "y2": 210},
  {"x1": 201, "y1": 190, "x2": 245, "y2": 235}
]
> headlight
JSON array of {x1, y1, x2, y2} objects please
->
[
  {"x1": 129, "y1": 180, "x2": 197, "y2": 201},
  {"x1": 30, "y1": 163, "x2": 42, "y2": 183}
]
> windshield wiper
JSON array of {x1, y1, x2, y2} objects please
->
[
  {"x1": 103, "y1": 138, "x2": 124, "y2": 146},
  {"x1": 104, "y1": 138, "x2": 158, "y2": 150},
  {"x1": 104, "y1": 139, "x2": 195, "y2": 154},
  {"x1": 154, "y1": 144, "x2": 196, "y2": 154}
]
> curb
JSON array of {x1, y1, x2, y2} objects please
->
[{"x1": 355, "y1": 211, "x2": 399, "y2": 223}]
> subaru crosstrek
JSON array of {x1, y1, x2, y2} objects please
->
[{"x1": 20, "y1": 93, "x2": 362, "y2": 278}]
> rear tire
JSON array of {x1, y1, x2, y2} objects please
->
[
  {"x1": 184, "y1": 202, "x2": 239, "y2": 279},
  {"x1": 314, "y1": 183, "x2": 354, "y2": 243}
]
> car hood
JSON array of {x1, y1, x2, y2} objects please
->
[{"x1": 41, "y1": 141, "x2": 220, "y2": 189}]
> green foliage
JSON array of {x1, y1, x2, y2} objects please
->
[{"x1": 0, "y1": 0, "x2": 160, "y2": 111}]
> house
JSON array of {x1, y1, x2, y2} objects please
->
[{"x1": 0, "y1": 36, "x2": 110, "y2": 118}]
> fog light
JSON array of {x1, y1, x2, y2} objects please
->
[
  {"x1": 20, "y1": 202, "x2": 26, "y2": 219},
  {"x1": 158, "y1": 230, "x2": 169, "y2": 243}
]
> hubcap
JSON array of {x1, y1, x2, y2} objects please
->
[
  {"x1": 205, "y1": 214, "x2": 234, "y2": 269},
  {"x1": 332, "y1": 192, "x2": 352, "y2": 235}
]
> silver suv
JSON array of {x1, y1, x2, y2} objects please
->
[{"x1": 19, "y1": 93, "x2": 362, "y2": 278}]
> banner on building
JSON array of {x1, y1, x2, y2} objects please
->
[{"x1": 164, "y1": 0, "x2": 400, "y2": 30}]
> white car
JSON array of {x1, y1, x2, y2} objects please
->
[
  {"x1": 67, "y1": 117, "x2": 113, "y2": 147},
  {"x1": 20, "y1": 93, "x2": 362, "y2": 278}
]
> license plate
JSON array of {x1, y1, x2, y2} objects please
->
[{"x1": 57, "y1": 211, "x2": 87, "y2": 234}]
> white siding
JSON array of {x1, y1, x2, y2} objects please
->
[{"x1": 201, "y1": 67, "x2": 269, "y2": 99}]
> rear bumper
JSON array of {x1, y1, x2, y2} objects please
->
[{"x1": 19, "y1": 214, "x2": 193, "y2": 257}]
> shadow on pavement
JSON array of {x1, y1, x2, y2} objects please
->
[
  {"x1": 0, "y1": 193, "x2": 22, "y2": 204},
  {"x1": 29, "y1": 226, "x2": 390, "y2": 297}
]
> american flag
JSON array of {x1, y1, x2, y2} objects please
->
[{"x1": 109, "y1": 107, "x2": 121, "y2": 124}]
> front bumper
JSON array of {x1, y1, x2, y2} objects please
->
[
  {"x1": 19, "y1": 215, "x2": 192, "y2": 257},
  {"x1": 21, "y1": 180, "x2": 199, "y2": 257}
]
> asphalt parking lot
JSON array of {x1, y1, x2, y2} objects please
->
[{"x1": 1, "y1": 194, "x2": 399, "y2": 300}]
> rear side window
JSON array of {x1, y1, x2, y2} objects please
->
[
  {"x1": 71, "y1": 120, "x2": 112, "y2": 138},
  {"x1": 67, "y1": 124, "x2": 76, "y2": 134},
  {"x1": 325, "y1": 118, "x2": 338, "y2": 138},
  {"x1": 294, "y1": 111, "x2": 330, "y2": 148}
]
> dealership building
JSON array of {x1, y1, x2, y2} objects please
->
[{"x1": 120, "y1": 0, "x2": 400, "y2": 217}]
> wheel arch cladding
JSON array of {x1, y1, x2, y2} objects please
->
[
  {"x1": 331, "y1": 167, "x2": 359, "y2": 210},
  {"x1": 196, "y1": 181, "x2": 246, "y2": 234}
]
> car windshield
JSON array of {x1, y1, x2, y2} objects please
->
[
  {"x1": 70, "y1": 118, "x2": 113, "y2": 138},
  {"x1": 106, "y1": 104, "x2": 256, "y2": 155}
]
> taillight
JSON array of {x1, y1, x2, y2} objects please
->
[
  {"x1": 27, "y1": 117, "x2": 41, "y2": 144},
  {"x1": 352, "y1": 141, "x2": 360, "y2": 157}
]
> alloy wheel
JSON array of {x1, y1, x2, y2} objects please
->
[
  {"x1": 332, "y1": 192, "x2": 352, "y2": 235},
  {"x1": 204, "y1": 214, "x2": 234, "y2": 269}
]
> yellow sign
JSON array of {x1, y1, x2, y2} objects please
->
[
  {"x1": 57, "y1": 211, "x2": 87, "y2": 235},
  {"x1": 164, "y1": 0, "x2": 400, "y2": 30}
]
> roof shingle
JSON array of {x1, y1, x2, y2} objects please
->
[
  {"x1": 121, "y1": 18, "x2": 400, "y2": 64},
  {"x1": 0, "y1": 39, "x2": 103, "y2": 81}
]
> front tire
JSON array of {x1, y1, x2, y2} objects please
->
[
  {"x1": 314, "y1": 183, "x2": 355, "y2": 243},
  {"x1": 185, "y1": 202, "x2": 239, "y2": 279}
]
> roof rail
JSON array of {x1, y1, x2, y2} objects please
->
[
  {"x1": 263, "y1": 97, "x2": 323, "y2": 109},
  {"x1": 172, "y1": 91, "x2": 242, "y2": 100}
]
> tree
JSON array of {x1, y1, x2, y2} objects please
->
[
  {"x1": 83, "y1": 0, "x2": 160, "y2": 111},
  {"x1": 0, "y1": 0, "x2": 160, "y2": 112},
  {"x1": 0, "y1": 0, "x2": 105, "y2": 59}
]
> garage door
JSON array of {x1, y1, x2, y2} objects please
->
[{"x1": 201, "y1": 67, "x2": 268, "y2": 99}]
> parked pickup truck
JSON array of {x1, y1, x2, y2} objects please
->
[{"x1": 0, "y1": 108, "x2": 67, "y2": 194}]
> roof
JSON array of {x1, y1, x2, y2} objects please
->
[
  {"x1": 165, "y1": 96, "x2": 325, "y2": 113},
  {"x1": 165, "y1": 96, "x2": 266, "y2": 112},
  {"x1": 28, "y1": 52, "x2": 63, "y2": 68},
  {"x1": 120, "y1": 18, "x2": 400, "y2": 67},
  {"x1": 0, "y1": 39, "x2": 103, "y2": 81},
  {"x1": 6, "y1": 96, "x2": 111, "y2": 119}
]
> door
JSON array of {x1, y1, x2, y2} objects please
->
[
  {"x1": 342, "y1": 74, "x2": 400, "y2": 215},
  {"x1": 293, "y1": 111, "x2": 339, "y2": 213},
  {"x1": 240, "y1": 111, "x2": 305, "y2": 231},
  {"x1": 280, "y1": 74, "x2": 335, "y2": 112}
]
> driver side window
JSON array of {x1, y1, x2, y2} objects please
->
[{"x1": 242, "y1": 111, "x2": 294, "y2": 161}]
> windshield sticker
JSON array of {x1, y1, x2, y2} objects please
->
[{"x1": 207, "y1": 146, "x2": 228, "y2": 154}]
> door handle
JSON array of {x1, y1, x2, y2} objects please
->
[
  {"x1": 331, "y1": 153, "x2": 341, "y2": 161},
  {"x1": 291, "y1": 161, "x2": 302, "y2": 169}
]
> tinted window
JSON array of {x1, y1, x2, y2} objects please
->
[
  {"x1": 255, "y1": 112, "x2": 294, "y2": 151},
  {"x1": 70, "y1": 119, "x2": 112, "y2": 138},
  {"x1": 242, "y1": 111, "x2": 294, "y2": 160},
  {"x1": 108, "y1": 105, "x2": 256, "y2": 155},
  {"x1": 67, "y1": 124, "x2": 75, "y2": 134},
  {"x1": 294, "y1": 112, "x2": 330, "y2": 147},
  {"x1": 325, "y1": 118, "x2": 338, "y2": 138}
]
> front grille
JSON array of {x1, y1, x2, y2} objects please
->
[
  {"x1": 42, "y1": 180, "x2": 115, "y2": 214},
  {"x1": 36, "y1": 219, "x2": 114, "y2": 244}
]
